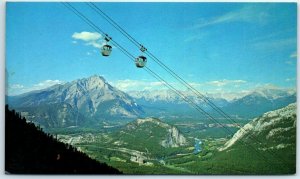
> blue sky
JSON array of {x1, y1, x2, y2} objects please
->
[{"x1": 6, "y1": 2, "x2": 297, "y2": 95}]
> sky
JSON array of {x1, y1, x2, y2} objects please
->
[{"x1": 6, "y1": 2, "x2": 297, "y2": 96}]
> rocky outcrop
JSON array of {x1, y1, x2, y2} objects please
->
[
  {"x1": 133, "y1": 118, "x2": 187, "y2": 148},
  {"x1": 161, "y1": 126, "x2": 187, "y2": 147}
]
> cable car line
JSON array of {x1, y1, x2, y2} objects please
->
[
  {"x1": 87, "y1": 1, "x2": 242, "y2": 124},
  {"x1": 108, "y1": 37, "x2": 272, "y2": 163},
  {"x1": 143, "y1": 48, "x2": 288, "y2": 163},
  {"x1": 62, "y1": 2, "x2": 236, "y2": 138},
  {"x1": 85, "y1": 2, "x2": 289, "y2": 162},
  {"x1": 86, "y1": 2, "x2": 142, "y2": 49},
  {"x1": 87, "y1": 1, "x2": 241, "y2": 122},
  {"x1": 87, "y1": 1, "x2": 249, "y2": 126},
  {"x1": 62, "y1": 2, "x2": 114, "y2": 57},
  {"x1": 61, "y1": 2, "x2": 286, "y2": 165},
  {"x1": 62, "y1": 2, "x2": 105, "y2": 34}
]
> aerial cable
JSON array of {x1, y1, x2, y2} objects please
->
[
  {"x1": 62, "y1": 2, "x2": 237, "y2": 137},
  {"x1": 62, "y1": 3, "x2": 105, "y2": 34},
  {"x1": 87, "y1": 2, "x2": 242, "y2": 123},
  {"x1": 61, "y1": 2, "x2": 287, "y2": 166},
  {"x1": 108, "y1": 37, "x2": 274, "y2": 164},
  {"x1": 85, "y1": 2, "x2": 286, "y2": 158},
  {"x1": 108, "y1": 39, "x2": 238, "y2": 136},
  {"x1": 87, "y1": 2, "x2": 238, "y2": 123},
  {"x1": 86, "y1": 2, "x2": 142, "y2": 49},
  {"x1": 86, "y1": 2, "x2": 240, "y2": 119}
]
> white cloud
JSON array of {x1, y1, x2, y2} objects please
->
[
  {"x1": 250, "y1": 29, "x2": 293, "y2": 43},
  {"x1": 206, "y1": 79, "x2": 247, "y2": 87},
  {"x1": 72, "y1": 31, "x2": 109, "y2": 50},
  {"x1": 285, "y1": 60, "x2": 294, "y2": 65},
  {"x1": 193, "y1": 5, "x2": 269, "y2": 29},
  {"x1": 112, "y1": 79, "x2": 167, "y2": 91},
  {"x1": 252, "y1": 38, "x2": 296, "y2": 50},
  {"x1": 7, "y1": 80, "x2": 65, "y2": 96},
  {"x1": 290, "y1": 51, "x2": 297, "y2": 58},
  {"x1": 286, "y1": 78, "x2": 296, "y2": 82},
  {"x1": 72, "y1": 31, "x2": 101, "y2": 42},
  {"x1": 33, "y1": 80, "x2": 64, "y2": 89},
  {"x1": 187, "y1": 82, "x2": 203, "y2": 89},
  {"x1": 86, "y1": 41, "x2": 103, "y2": 49},
  {"x1": 285, "y1": 52, "x2": 297, "y2": 65},
  {"x1": 9, "y1": 84, "x2": 24, "y2": 89},
  {"x1": 112, "y1": 79, "x2": 248, "y2": 92}
]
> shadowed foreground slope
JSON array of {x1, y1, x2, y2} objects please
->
[{"x1": 5, "y1": 105, "x2": 122, "y2": 174}]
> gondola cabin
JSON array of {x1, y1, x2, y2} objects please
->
[
  {"x1": 135, "y1": 56, "x2": 147, "y2": 68},
  {"x1": 101, "y1": 44, "x2": 112, "y2": 56}
]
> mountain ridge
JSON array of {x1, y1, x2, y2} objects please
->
[
  {"x1": 6, "y1": 75, "x2": 296, "y2": 128},
  {"x1": 128, "y1": 86, "x2": 296, "y2": 102},
  {"x1": 7, "y1": 75, "x2": 144, "y2": 128},
  {"x1": 128, "y1": 87, "x2": 296, "y2": 119},
  {"x1": 219, "y1": 102, "x2": 296, "y2": 151}
]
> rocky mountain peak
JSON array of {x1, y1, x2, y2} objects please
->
[
  {"x1": 246, "y1": 87, "x2": 296, "y2": 100},
  {"x1": 8, "y1": 75, "x2": 144, "y2": 128},
  {"x1": 72, "y1": 75, "x2": 108, "y2": 91}
]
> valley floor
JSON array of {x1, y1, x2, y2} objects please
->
[{"x1": 57, "y1": 131, "x2": 295, "y2": 174}]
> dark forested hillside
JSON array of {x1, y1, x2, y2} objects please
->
[{"x1": 5, "y1": 105, "x2": 122, "y2": 174}]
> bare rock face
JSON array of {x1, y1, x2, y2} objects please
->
[
  {"x1": 133, "y1": 118, "x2": 187, "y2": 148},
  {"x1": 8, "y1": 75, "x2": 144, "y2": 128},
  {"x1": 219, "y1": 103, "x2": 296, "y2": 151},
  {"x1": 57, "y1": 75, "x2": 143, "y2": 118},
  {"x1": 161, "y1": 126, "x2": 187, "y2": 148}
]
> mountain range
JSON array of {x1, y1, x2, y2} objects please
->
[
  {"x1": 128, "y1": 87, "x2": 296, "y2": 119},
  {"x1": 222, "y1": 89, "x2": 296, "y2": 119},
  {"x1": 7, "y1": 75, "x2": 143, "y2": 128},
  {"x1": 6, "y1": 75, "x2": 296, "y2": 128}
]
